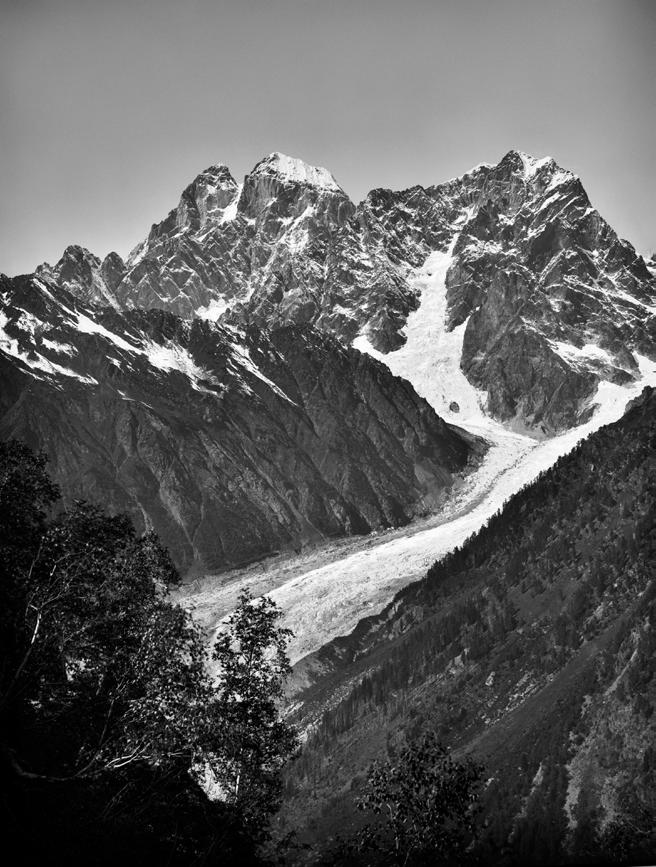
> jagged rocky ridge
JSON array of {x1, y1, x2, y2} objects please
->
[
  {"x1": 4, "y1": 149, "x2": 656, "y2": 572},
  {"x1": 0, "y1": 274, "x2": 481, "y2": 573},
  {"x1": 35, "y1": 150, "x2": 656, "y2": 433}
]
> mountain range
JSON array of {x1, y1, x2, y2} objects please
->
[
  {"x1": 2, "y1": 148, "x2": 656, "y2": 863},
  {"x1": 2, "y1": 149, "x2": 655, "y2": 577},
  {"x1": 34, "y1": 148, "x2": 656, "y2": 433}
]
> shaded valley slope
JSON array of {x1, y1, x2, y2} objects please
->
[
  {"x1": 282, "y1": 387, "x2": 656, "y2": 865},
  {"x1": 0, "y1": 275, "x2": 481, "y2": 573}
]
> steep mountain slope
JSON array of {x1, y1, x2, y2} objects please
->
[
  {"x1": 12, "y1": 147, "x2": 656, "y2": 659},
  {"x1": 0, "y1": 274, "x2": 481, "y2": 573},
  {"x1": 280, "y1": 387, "x2": 656, "y2": 865},
  {"x1": 36, "y1": 150, "x2": 656, "y2": 434},
  {"x1": 354, "y1": 152, "x2": 656, "y2": 432},
  {"x1": 5, "y1": 148, "x2": 656, "y2": 864}
]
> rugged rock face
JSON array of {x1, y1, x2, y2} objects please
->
[
  {"x1": 35, "y1": 150, "x2": 656, "y2": 433},
  {"x1": 0, "y1": 274, "x2": 482, "y2": 573},
  {"x1": 443, "y1": 152, "x2": 656, "y2": 430},
  {"x1": 36, "y1": 245, "x2": 125, "y2": 309}
]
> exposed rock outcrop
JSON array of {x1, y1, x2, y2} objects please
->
[{"x1": 0, "y1": 274, "x2": 483, "y2": 573}]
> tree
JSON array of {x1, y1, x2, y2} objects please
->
[
  {"x1": 0, "y1": 439, "x2": 60, "y2": 712},
  {"x1": 0, "y1": 440, "x2": 296, "y2": 864},
  {"x1": 2, "y1": 497, "x2": 211, "y2": 781},
  {"x1": 210, "y1": 589, "x2": 298, "y2": 832},
  {"x1": 356, "y1": 731, "x2": 483, "y2": 865}
]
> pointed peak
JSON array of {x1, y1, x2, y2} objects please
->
[
  {"x1": 36, "y1": 245, "x2": 102, "y2": 277},
  {"x1": 102, "y1": 251, "x2": 125, "y2": 268},
  {"x1": 498, "y1": 150, "x2": 564, "y2": 179},
  {"x1": 174, "y1": 164, "x2": 240, "y2": 232},
  {"x1": 60, "y1": 244, "x2": 101, "y2": 263},
  {"x1": 197, "y1": 163, "x2": 236, "y2": 179},
  {"x1": 188, "y1": 163, "x2": 238, "y2": 191},
  {"x1": 249, "y1": 152, "x2": 343, "y2": 192}
]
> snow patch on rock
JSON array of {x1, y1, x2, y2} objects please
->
[
  {"x1": 145, "y1": 340, "x2": 216, "y2": 389},
  {"x1": 0, "y1": 311, "x2": 97, "y2": 385},
  {"x1": 220, "y1": 184, "x2": 242, "y2": 224},
  {"x1": 196, "y1": 298, "x2": 231, "y2": 322},
  {"x1": 75, "y1": 312, "x2": 142, "y2": 354},
  {"x1": 229, "y1": 343, "x2": 296, "y2": 405}
]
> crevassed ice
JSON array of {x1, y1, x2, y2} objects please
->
[
  {"x1": 266, "y1": 355, "x2": 656, "y2": 664},
  {"x1": 260, "y1": 238, "x2": 656, "y2": 663}
]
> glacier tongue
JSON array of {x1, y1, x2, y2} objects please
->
[{"x1": 265, "y1": 355, "x2": 656, "y2": 664}]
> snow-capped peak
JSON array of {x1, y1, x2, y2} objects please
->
[
  {"x1": 250, "y1": 152, "x2": 343, "y2": 192},
  {"x1": 193, "y1": 164, "x2": 237, "y2": 188},
  {"x1": 499, "y1": 149, "x2": 550, "y2": 176},
  {"x1": 496, "y1": 151, "x2": 580, "y2": 192},
  {"x1": 517, "y1": 152, "x2": 555, "y2": 178}
]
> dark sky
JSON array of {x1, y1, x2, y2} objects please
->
[{"x1": 1, "y1": 0, "x2": 654, "y2": 275}]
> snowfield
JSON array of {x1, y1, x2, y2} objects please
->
[{"x1": 178, "y1": 244, "x2": 656, "y2": 665}]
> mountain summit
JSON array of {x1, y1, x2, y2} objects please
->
[
  {"x1": 2, "y1": 149, "x2": 656, "y2": 569},
  {"x1": 29, "y1": 149, "x2": 655, "y2": 433},
  {"x1": 249, "y1": 152, "x2": 343, "y2": 192}
]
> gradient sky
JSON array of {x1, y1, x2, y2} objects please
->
[{"x1": 1, "y1": 0, "x2": 654, "y2": 275}]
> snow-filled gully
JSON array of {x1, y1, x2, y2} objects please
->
[{"x1": 180, "y1": 243, "x2": 656, "y2": 665}]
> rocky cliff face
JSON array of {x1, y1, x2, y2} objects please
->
[
  {"x1": 443, "y1": 152, "x2": 656, "y2": 430},
  {"x1": 0, "y1": 273, "x2": 481, "y2": 573},
  {"x1": 36, "y1": 150, "x2": 656, "y2": 433}
]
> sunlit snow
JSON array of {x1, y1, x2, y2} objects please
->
[
  {"x1": 353, "y1": 244, "x2": 490, "y2": 427},
  {"x1": 196, "y1": 298, "x2": 231, "y2": 321},
  {"x1": 0, "y1": 311, "x2": 97, "y2": 385},
  {"x1": 75, "y1": 312, "x2": 142, "y2": 354},
  {"x1": 550, "y1": 341, "x2": 615, "y2": 367},
  {"x1": 146, "y1": 341, "x2": 214, "y2": 383},
  {"x1": 184, "y1": 238, "x2": 656, "y2": 665},
  {"x1": 268, "y1": 356, "x2": 656, "y2": 663},
  {"x1": 253, "y1": 152, "x2": 342, "y2": 193},
  {"x1": 219, "y1": 184, "x2": 242, "y2": 224},
  {"x1": 41, "y1": 337, "x2": 76, "y2": 356}
]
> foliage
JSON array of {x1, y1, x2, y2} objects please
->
[
  {"x1": 0, "y1": 439, "x2": 60, "y2": 698},
  {"x1": 211, "y1": 590, "x2": 298, "y2": 831},
  {"x1": 0, "y1": 439, "x2": 295, "y2": 864},
  {"x1": 355, "y1": 732, "x2": 483, "y2": 865},
  {"x1": 2, "y1": 494, "x2": 209, "y2": 781}
]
